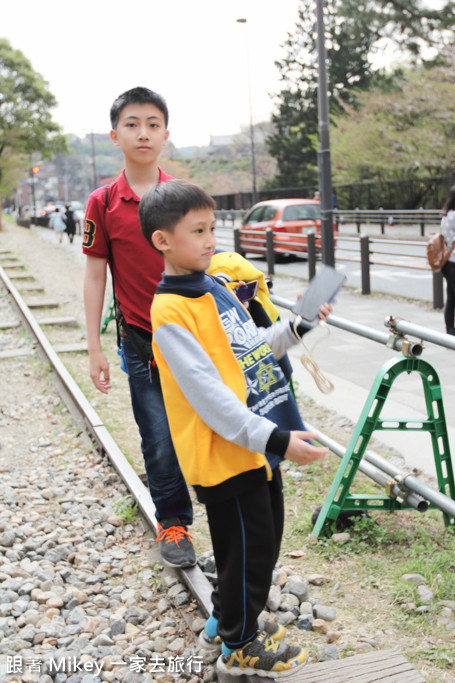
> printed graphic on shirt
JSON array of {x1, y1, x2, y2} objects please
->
[
  {"x1": 83, "y1": 219, "x2": 96, "y2": 248},
  {"x1": 219, "y1": 305, "x2": 286, "y2": 418},
  {"x1": 257, "y1": 360, "x2": 279, "y2": 393}
]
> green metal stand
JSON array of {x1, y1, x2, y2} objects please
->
[
  {"x1": 312, "y1": 355, "x2": 455, "y2": 536},
  {"x1": 100, "y1": 294, "x2": 115, "y2": 334}
]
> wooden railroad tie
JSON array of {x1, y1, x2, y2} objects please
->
[
  {"x1": 217, "y1": 649, "x2": 425, "y2": 683},
  {"x1": 25, "y1": 300, "x2": 60, "y2": 309},
  {"x1": 8, "y1": 273, "x2": 35, "y2": 281}
]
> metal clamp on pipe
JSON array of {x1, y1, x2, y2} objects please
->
[
  {"x1": 385, "y1": 314, "x2": 455, "y2": 351},
  {"x1": 385, "y1": 316, "x2": 424, "y2": 358},
  {"x1": 385, "y1": 470, "x2": 428, "y2": 510}
]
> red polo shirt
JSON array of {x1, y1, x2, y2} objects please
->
[{"x1": 83, "y1": 168, "x2": 174, "y2": 332}]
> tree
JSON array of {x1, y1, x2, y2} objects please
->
[
  {"x1": 267, "y1": 0, "x2": 455, "y2": 189},
  {"x1": 330, "y1": 52, "x2": 455, "y2": 206},
  {"x1": 0, "y1": 38, "x2": 67, "y2": 221}
]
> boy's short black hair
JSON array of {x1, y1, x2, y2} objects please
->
[
  {"x1": 139, "y1": 180, "x2": 216, "y2": 249},
  {"x1": 110, "y1": 87, "x2": 169, "y2": 129}
]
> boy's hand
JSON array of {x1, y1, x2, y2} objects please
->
[
  {"x1": 318, "y1": 302, "x2": 332, "y2": 321},
  {"x1": 89, "y1": 349, "x2": 111, "y2": 394},
  {"x1": 285, "y1": 431, "x2": 329, "y2": 465}
]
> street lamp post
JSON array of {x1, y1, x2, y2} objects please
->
[
  {"x1": 236, "y1": 18, "x2": 257, "y2": 205},
  {"x1": 316, "y1": 0, "x2": 335, "y2": 266}
]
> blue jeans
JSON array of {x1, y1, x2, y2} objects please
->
[{"x1": 121, "y1": 336, "x2": 193, "y2": 526}]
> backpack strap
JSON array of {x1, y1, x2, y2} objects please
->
[
  {"x1": 104, "y1": 184, "x2": 155, "y2": 378},
  {"x1": 104, "y1": 185, "x2": 122, "y2": 350}
]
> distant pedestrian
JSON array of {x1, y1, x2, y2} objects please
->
[
  {"x1": 49, "y1": 208, "x2": 66, "y2": 244},
  {"x1": 441, "y1": 186, "x2": 455, "y2": 335},
  {"x1": 64, "y1": 205, "x2": 76, "y2": 243}
]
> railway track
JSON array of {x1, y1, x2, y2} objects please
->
[
  {"x1": 0, "y1": 253, "x2": 218, "y2": 683},
  {"x1": 0, "y1": 228, "x2": 431, "y2": 683},
  {"x1": 0, "y1": 258, "x2": 213, "y2": 610}
]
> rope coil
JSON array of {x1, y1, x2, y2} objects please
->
[{"x1": 292, "y1": 316, "x2": 334, "y2": 394}]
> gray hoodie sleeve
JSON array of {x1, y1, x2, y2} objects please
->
[
  {"x1": 260, "y1": 319, "x2": 300, "y2": 359},
  {"x1": 154, "y1": 323, "x2": 277, "y2": 454}
]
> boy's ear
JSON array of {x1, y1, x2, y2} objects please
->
[
  {"x1": 151, "y1": 230, "x2": 170, "y2": 253},
  {"x1": 163, "y1": 129, "x2": 170, "y2": 147},
  {"x1": 110, "y1": 129, "x2": 120, "y2": 146}
]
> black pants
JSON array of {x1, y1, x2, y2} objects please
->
[
  {"x1": 205, "y1": 467, "x2": 284, "y2": 649},
  {"x1": 442, "y1": 261, "x2": 455, "y2": 335}
]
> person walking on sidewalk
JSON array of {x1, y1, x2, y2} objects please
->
[
  {"x1": 140, "y1": 179, "x2": 329, "y2": 679},
  {"x1": 441, "y1": 185, "x2": 455, "y2": 335},
  {"x1": 49, "y1": 208, "x2": 66, "y2": 244},
  {"x1": 82, "y1": 87, "x2": 195, "y2": 568},
  {"x1": 64, "y1": 204, "x2": 77, "y2": 244}
]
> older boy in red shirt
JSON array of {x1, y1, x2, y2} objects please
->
[{"x1": 82, "y1": 87, "x2": 195, "y2": 568}]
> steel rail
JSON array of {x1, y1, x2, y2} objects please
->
[{"x1": 0, "y1": 265, "x2": 213, "y2": 615}]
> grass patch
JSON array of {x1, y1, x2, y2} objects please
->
[{"x1": 113, "y1": 495, "x2": 139, "y2": 523}]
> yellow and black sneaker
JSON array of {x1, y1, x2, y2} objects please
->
[
  {"x1": 216, "y1": 629, "x2": 308, "y2": 679},
  {"x1": 199, "y1": 618, "x2": 286, "y2": 651}
]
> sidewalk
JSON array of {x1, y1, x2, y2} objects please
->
[{"x1": 270, "y1": 272, "x2": 455, "y2": 481}]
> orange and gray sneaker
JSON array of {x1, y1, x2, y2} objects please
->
[
  {"x1": 199, "y1": 618, "x2": 286, "y2": 651},
  {"x1": 156, "y1": 517, "x2": 196, "y2": 568},
  {"x1": 216, "y1": 629, "x2": 308, "y2": 679}
]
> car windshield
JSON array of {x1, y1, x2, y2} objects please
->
[
  {"x1": 282, "y1": 204, "x2": 320, "y2": 221},
  {"x1": 244, "y1": 205, "x2": 278, "y2": 224}
]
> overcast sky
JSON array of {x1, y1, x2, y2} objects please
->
[
  {"x1": 3, "y1": 0, "x2": 446, "y2": 149},
  {"x1": 3, "y1": 0, "x2": 304, "y2": 148}
]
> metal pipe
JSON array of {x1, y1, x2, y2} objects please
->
[
  {"x1": 385, "y1": 316, "x2": 455, "y2": 351},
  {"x1": 306, "y1": 424, "x2": 428, "y2": 512},
  {"x1": 306, "y1": 421, "x2": 455, "y2": 517},
  {"x1": 271, "y1": 295, "x2": 408, "y2": 353},
  {"x1": 270, "y1": 293, "x2": 446, "y2": 355}
]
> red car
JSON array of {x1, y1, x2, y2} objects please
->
[{"x1": 239, "y1": 198, "x2": 335, "y2": 257}]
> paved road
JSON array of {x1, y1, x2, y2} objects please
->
[{"x1": 216, "y1": 223, "x2": 437, "y2": 301}]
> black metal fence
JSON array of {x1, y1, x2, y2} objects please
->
[
  {"x1": 212, "y1": 173, "x2": 455, "y2": 211},
  {"x1": 222, "y1": 225, "x2": 445, "y2": 310}
]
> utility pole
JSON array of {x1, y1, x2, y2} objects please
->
[
  {"x1": 237, "y1": 18, "x2": 258, "y2": 205},
  {"x1": 316, "y1": 0, "x2": 335, "y2": 266}
]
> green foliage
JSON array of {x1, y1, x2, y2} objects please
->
[
  {"x1": 113, "y1": 495, "x2": 139, "y2": 523},
  {"x1": 267, "y1": 0, "x2": 455, "y2": 189},
  {"x1": 393, "y1": 530, "x2": 455, "y2": 602},
  {"x1": 0, "y1": 38, "x2": 67, "y2": 196},
  {"x1": 332, "y1": 52, "x2": 455, "y2": 208},
  {"x1": 331, "y1": 53, "x2": 455, "y2": 191},
  {"x1": 416, "y1": 645, "x2": 454, "y2": 671}
]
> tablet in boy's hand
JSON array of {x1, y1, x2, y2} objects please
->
[{"x1": 292, "y1": 265, "x2": 346, "y2": 325}]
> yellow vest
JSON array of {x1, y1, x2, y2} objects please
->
[{"x1": 151, "y1": 291, "x2": 270, "y2": 488}]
